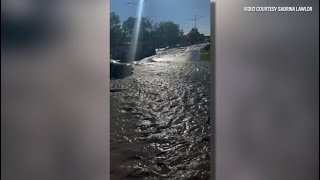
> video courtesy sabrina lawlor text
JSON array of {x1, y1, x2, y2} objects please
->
[{"x1": 244, "y1": 6, "x2": 313, "y2": 12}]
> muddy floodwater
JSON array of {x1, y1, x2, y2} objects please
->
[{"x1": 110, "y1": 44, "x2": 211, "y2": 180}]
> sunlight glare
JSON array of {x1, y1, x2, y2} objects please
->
[{"x1": 128, "y1": 0, "x2": 145, "y2": 62}]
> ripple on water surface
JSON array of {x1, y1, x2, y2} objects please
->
[{"x1": 111, "y1": 48, "x2": 210, "y2": 180}]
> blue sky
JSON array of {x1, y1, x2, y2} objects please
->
[{"x1": 110, "y1": 0, "x2": 210, "y2": 35}]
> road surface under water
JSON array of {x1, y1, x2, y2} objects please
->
[{"x1": 110, "y1": 44, "x2": 211, "y2": 180}]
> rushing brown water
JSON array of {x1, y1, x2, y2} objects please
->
[{"x1": 110, "y1": 44, "x2": 210, "y2": 180}]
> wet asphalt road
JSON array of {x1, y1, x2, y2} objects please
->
[{"x1": 110, "y1": 44, "x2": 211, "y2": 180}]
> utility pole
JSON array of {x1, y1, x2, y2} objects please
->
[{"x1": 188, "y1": 15, "x2": 203, "y2": 29}]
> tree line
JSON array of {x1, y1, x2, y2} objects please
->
[{"x1": 110, "y1": 12, "x2": 208, "y2": 50}]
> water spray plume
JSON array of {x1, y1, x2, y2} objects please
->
[{"x1": 128, "y1": 0, "x2": 144, "y2": 62}]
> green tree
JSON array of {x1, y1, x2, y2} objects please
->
[
  {"x1": 187, "y1": 28, "x2": 205, "y2": 45},
  {"x1": 122, "y1": 17, "x2": 135, "y2": 40},
  {"x1": 154, "y1": 21, "x2": 180, "y2": 47},
  {"x1": 110, "y1": 12, "x2": 122, "y2": 48},
  {"x1": 122, "y1": 17, "x2": 153, "y2": 43},
  {"x1": 139, "y1": 17, "x2": 153, "y2": 43}
]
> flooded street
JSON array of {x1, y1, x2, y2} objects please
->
[{"x1": 110, "y1": 44, "x2": 211, "y2": 180}]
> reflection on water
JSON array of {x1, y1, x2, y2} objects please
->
[{"x1": 111, "y1": 45, "x2": 210, "y2": 179}]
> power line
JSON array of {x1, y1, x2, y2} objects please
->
[{"x1": 188, "y1": 15, "x2": 203, "y2": 29}]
